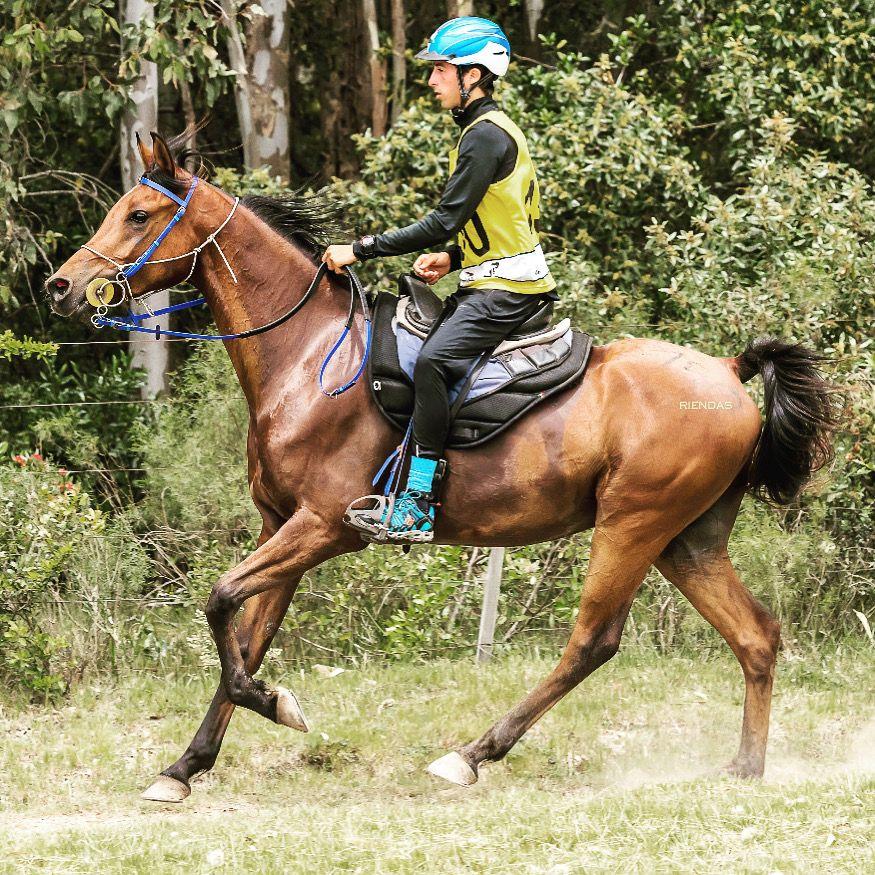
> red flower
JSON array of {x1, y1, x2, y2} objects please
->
[
  {"x1": 12, "y1": 454, "x2": 26, "y2": 465},
  {"x1": 32, "y1": 452, "x2": 43, "y2": 462}
]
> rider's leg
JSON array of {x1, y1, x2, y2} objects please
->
[
  {"x1": 388, "y1": 289, "x2": 550, "y2": 540},
  {"x1": 412, "y1": 288, "x2": 553, "y2": 455}
]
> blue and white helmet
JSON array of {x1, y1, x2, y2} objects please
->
[{"x1": 415, "y1": 17, "x2": 511, "y2": 78}]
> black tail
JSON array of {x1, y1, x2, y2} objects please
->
[{"x1": 736, "y1": 336, "x2": 839, "y2": 505}]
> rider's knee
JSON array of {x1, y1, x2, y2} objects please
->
[{"x1": 413, "y1": 346, "x2": 445, "y2": 382}]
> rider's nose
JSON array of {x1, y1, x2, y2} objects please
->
[{"x1": 46, "y1": 276, "x2": 70, "y2": 301}]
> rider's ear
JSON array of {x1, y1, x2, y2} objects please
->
[
  {"x1": 136, "y1": 131, "x2": 153, "y2": 171},
  {"x1": 149, "y1": 132, "x2": 177, "y2": 178}
]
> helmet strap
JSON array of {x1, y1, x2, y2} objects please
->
[
  {"x1": 452, "y1": 66, "x2": 495, "y2": 119},
  {"x1": 452, "y1": 66, "x2": 471, "y2": 118}
]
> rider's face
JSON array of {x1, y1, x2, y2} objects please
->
[{"x1": 428, "y1": 62, "x2": 479, "y2": 110}]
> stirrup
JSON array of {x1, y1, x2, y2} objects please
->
[
  {"x1": 386, "y1": 526, "x2": 434, "y2": 544},
  {"x1": 343, "y1": 493, "x2": 396, "y2": 543}
]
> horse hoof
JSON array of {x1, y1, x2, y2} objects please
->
[
  {"x1": 141, "y1": 775, "x2": 191, "y2": 803},
  {"x1": 275, "y1": 686, "x2": 310, "y2": 732},
  {"x1": 426, "y1": 751, "x2": 478, "y2": 787}
]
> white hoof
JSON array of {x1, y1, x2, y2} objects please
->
[
  {"x1": 426, "y1": 751, "x2": 478, "y2": 787},
  {"x1": 141, "y1": 775, "x2": 191, "y2": 803},
  {"x1": 275, "y1": 686, "x2": 310, "y2": 732}
]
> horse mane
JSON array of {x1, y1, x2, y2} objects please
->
[{"x1": 143, "y1": 129, "x2": 347, "y2": 262}]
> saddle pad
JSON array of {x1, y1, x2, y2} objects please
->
[{"x1": 368, "y1": 292, "x2": 593, "y2": 448}]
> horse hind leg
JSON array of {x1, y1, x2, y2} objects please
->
[
  {"x1": 428, "y1": 516, "x2": 667, "y2": 787},
  {"x1": 654, "y1": 483, "x2": 781, "y2": 778}
]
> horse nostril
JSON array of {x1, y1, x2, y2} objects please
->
[{"x1": 48, "y1": 277, "x2": 70, "y2": 298}]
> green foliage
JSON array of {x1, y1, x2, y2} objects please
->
[
  {"x1": 0, "y1": 331, "x2": 57, "y2": 362},
  {"x1": 0, "y1": 350, "x2": 149, "y2": 502},
  {"x1": 0, "y1": 454, "x2": 151, "y2": 698},
  {"x1": 642, "y1": 1, "x2": 875, "y2": 175},
  {"x1": 121, "y1": 1, "x2": 235, "y2": 108}
]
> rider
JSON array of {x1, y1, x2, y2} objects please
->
[{"x1": 322, "y1": 16, "x2": 557, "y2": 542}]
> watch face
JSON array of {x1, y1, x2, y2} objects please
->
[{"x1": 361, "y1": 235, "x2": 376, "y2": 247}]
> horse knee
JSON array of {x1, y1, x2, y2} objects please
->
[{"x1": 205, "y1": 582, "x2": 239, "y2": 625}]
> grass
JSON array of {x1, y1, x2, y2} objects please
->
[{"x1": 0, "y1": 643, "x2": 872, "y2": 873}]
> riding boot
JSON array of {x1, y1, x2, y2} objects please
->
[{"x1": 386, "y1": 453, "x2": 448, "y2": 543}]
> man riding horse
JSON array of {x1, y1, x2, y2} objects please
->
[{"x1": 322, "y1": 16, "x2": 558, "y2": 543}]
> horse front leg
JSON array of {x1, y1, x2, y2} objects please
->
[
  {"x1": 204, "y1": 508, "x2": 343, "y2": 723},
  {"x1": 142, "y1": 582, "x2": 300, "y2": 803}
]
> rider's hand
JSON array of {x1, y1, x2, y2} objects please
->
[
  {"x1": 413, "y1": 251, "x2": 451, "y2": 285},
  {"x1": 322, "y1": 244, "x2": 357, "y2": 274}
]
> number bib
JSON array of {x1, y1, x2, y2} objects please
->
[{"x1": 448, "y1": 110, "x2": 555, "y2": 295}]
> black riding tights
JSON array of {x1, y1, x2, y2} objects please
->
[{"x1": 412, "y1": 287, "x2": 554, "y2": 458}]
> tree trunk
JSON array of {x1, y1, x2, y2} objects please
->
[
  {"x1": 220, "y1": 0, "x2": 256, "y2": 171},
  {"x1": 245, "y1": 0, "x2": 291, "y2": 182},
  {"x1": 120, "y1": 0, "x2": 168, "y2": 399},
  {"x1": 221, "y1": 0, "x2": 291, "y2": 182},
  {"x1": 361, "y1": 0, "x2": 387, "y2": 137},
  {"x1": 446, "y1": 1, "x2": 474, "y2": 17},
  {"x1": 179, "y1": 75, "x2": 197, "y2": 152},
  {"x1": 522, "y1": 0, "x2": 545, "y2": 59},
  {"x1": 389, "y1": 0, "x2": 406, "y2": 126}
]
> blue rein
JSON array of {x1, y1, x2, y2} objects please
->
[{"x1": 92, "y1": 175, "x2": 371, "y2": 398}]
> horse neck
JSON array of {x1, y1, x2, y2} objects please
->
[{"x1": 192, "y1": 199, "x2": 349, "y2": 409}]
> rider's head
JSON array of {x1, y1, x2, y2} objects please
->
[{"x1": 417, "y1": 17, "x2": 510, "y2": 116}]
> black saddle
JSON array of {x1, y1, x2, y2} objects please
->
[
  {"x1": 399, "y1": 273, "x2": 554, "y2": 339},
  {"x1": 368, "y1": 275, "x2": 594, "y2": 448}
]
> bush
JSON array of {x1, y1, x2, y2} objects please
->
[{"x1": 0, "y1": 455, "x2": 149, "y2": 699}]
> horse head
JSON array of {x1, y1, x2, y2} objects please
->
[{"x1": 46, "y1": 132, "x2": 210, "y2": 317}]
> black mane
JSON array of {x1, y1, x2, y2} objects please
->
[{"x1": 144, "y1": 131, "x2": 346, "y2": 261}]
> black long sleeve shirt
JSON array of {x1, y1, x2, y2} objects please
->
[{"x1": 352, "y1": 96, "x2": 517, "y2": 270}]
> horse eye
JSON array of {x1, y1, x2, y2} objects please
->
[{"x1": 129, "y1": 210, "x2": 148, "y2": 224}]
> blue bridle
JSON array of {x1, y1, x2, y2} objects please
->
[
  {"x1": 124, "y1": 175, "x2": 199, "y2": 278},
  {"x1": 83, "y1": 174, "x2": 371, "y2": 398}
]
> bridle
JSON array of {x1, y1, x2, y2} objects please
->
[
  {"x1": 80, "y1": 173, "x2": 371, "y2": 398},
  {"x1": 80, "y1": 175, "x2": 239, "y2": 309}
]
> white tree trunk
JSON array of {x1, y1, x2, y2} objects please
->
[
  {"x1": 524, "y1": 0, "x2": 545, "y2": 46},
  {"x1": 120, "y1": 0, "x2": 168, "y2": 399},
  {"x1": 222, "y1": 0, "x2": 291, "y2": 182},
  {"x1": 389, "y1": 0, "x2": 406, "y2": 125},
  {"x1": 362, "y1": 0, "x2": 387, "y2": 137},
  {"x1": 245, "y1": 0, "x2": 291, "y2": 181},
  {"x1": 220, "y1": 0, "x2": 256, "y2": 170}
]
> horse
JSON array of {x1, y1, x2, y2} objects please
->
[{"x1": 46, "y1": 133, "x2": 837, "y2": 802}]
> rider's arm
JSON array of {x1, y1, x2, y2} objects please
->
[{"x1": 352, "y1": 122, "x2": 513, "y2": 261}]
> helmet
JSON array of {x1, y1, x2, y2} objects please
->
[{"x1": 415, "y1": 17, "x2": 511, "y2": 78}]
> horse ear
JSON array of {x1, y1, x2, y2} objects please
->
[
  {"x1": 150, "y1": 132, "x2": 177, "y2": 177},
  {"x1": 136, "y1": 131, "x2": 153, "y2": 170}
]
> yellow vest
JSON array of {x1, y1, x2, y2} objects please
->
[{"x1": 449, "y1": 110, "x2": 555, "y2": 295}]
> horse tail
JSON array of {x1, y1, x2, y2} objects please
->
[{"x1": 735, "y1": 336, "x2": 839, "y2": 505}]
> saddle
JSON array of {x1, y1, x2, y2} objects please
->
[{"x1": 367, "y1": 275, "x2": 593, "y2": 448}]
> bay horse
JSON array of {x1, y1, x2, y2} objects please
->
[{"x1": 47, "y1": 134, "x2": 836, "y2": 802}]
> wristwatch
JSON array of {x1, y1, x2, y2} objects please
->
[{"x1": 354, "y1": 234, "x2": 378, "y2": 260}]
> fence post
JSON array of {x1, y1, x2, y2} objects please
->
[{"x1": 477, "y1": 547, "x2": 505, "y2": 664}]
